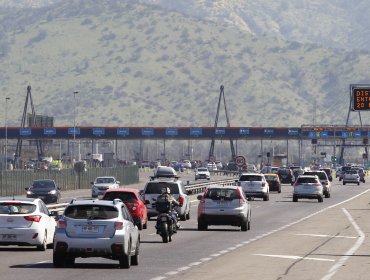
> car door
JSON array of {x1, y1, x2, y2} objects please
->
[
  {"x1": 122, "y1": 205, "x2": 138, "y2": 252},
  {"x1": 39, "y1": 201, "x2": 56, "y2": 244}
]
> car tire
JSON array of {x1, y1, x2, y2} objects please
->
[
  {"x1": 131, "y1": 239, "x2": 140, "y2": 266},
  {"x1": 325, "y1": 192, "x2": 330, "y2": 198},
  {"x1": 343, "y1": 182, "x2": 346, "y2": 185},
  {"x1": 339, "y1": 178, "x2": 342, "y2": 181},
  {"x1": 241, "y1": 220, "x2": 248, "y2": 232},
  {"x1": 119, "y1": 242, "x2": 131, "y2": 268},
  {"x1": 198, "y1": 219, "x2": 208, "y2": 231},
  {"x1": 137, "y1": 221, "x2": 143, "y2": 231},
  {"x1": 37, "y1": 231, "x2": 47, "y2": 251},
  {"x1": 180, "y1": 214, "x2": 186, "y2": 221},
  {"x1": 186, "y1": 210, "x2": 190, "y2": 220},
  {"x1": 143, "y1": 220, "x2": 147, "y2": 229},
  {"x1": 278, "y1": 188, "x2": 281, "y2": 193},
  {"x1": 65, "y1": 257, "x2": 75, "y2": 267},
  {"x1": 53, "y1": 253, "x2": 65, "y2": 268},
  {"x1": 358, "y1": 182, "x2": 360, "y2": 186},
  {"x1": 318, "y1": 196, "x2": 323, "y2": 203},
  {"x1": 293, "y1": 195, "x2": 298, "y2": 202},
  {"x1": 263, "y1": 193, "x2": 269, "y2": 201}
]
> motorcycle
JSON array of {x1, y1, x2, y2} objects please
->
[{"x1": 153, "y1": 199, "x2": 180, "y2": 243}]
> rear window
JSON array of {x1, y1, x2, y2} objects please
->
[
  {"x1": 64, "y1": 205, "x2": 118, "y2": 219},
  {"x1": 296, "y1": 177, "x2": 319, "y2": 184},
  {"x1": 239, "y1": 175, "x2": 262, "y2": 181},
  {"x1": 346, "y1": 170, "x2": 358, "y2": 174},
  {"x1": 304, "y1": 171, "x2": 327, "y2": 180},
  {"x1": 0, "y1": 203, "x2": 36, "y2": 214},
  {"x1": 144, "y1": 182, "x2": 179, "y2": 194},
  {"x1": 205, "y1": 188, "x2": 239, "y2": 200},
  {"x1": 278, "y1": 169, "x2": 290, "y2": 175},
  {"x1": 341, "y1": 166, "x2": 352, "y2": 172},
  {"x1": 265, "y1": 175, "x2": 277, "y2": 181},
  {"x1": 103, "y1": 192, "x2": 137, "y2": 203}
]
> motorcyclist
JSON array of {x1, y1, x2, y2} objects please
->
[{"x1": 156, "y1": 187, "x2": 181, "y2": 230}]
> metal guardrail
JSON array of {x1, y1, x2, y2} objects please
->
[{"x1": 46, "y1": 178, "x2": 238, "y2": 213}]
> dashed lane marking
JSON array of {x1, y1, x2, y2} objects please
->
[
  {"x1": 254, "y1": 254, "x2": 335, "y2": 262},
  {"x1": 294, "y1": 233, "x2": 358, "y2": 239}
]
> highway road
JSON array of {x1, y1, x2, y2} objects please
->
[{"x1": 0, "y1": 171, "x2": 369, "y2": 280}]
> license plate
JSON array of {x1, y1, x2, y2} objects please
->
[
  {"x1": 2, "y1": 234, "x2": 16, "y2": 241},
  {"x1": 82, "y1": 225, "x2": 99, "y2": 233},
  {"x1": 217, "y1": 201, "x2": 227, "y2": 205}
]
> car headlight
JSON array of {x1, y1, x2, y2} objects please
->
[
  {"x1": 27, "y1": 190, "x2": 34, "y2": 195},
  {"x1": 48, "y1": 190, "x2": 57, "y2": 194}
]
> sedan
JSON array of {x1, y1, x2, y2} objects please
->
[
  {"x1": 26, "y1": 179, "x2": 61, "y2": 204},
  {"x1": 343, "y1": 170, "x2": 360, "y2": 185},
  {"x1": 197, "y1": 185, "x2": 251, "y2": 231},
  {"x1": 103, "y1": 188, "x2": 148, "y2": 230},
  {"x1": 0, "y1": 198, "x2": 57, "y2": 250}
]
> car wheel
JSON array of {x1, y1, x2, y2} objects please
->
[
  {"x1": 53, "y1": 253, "x2": 65, "y2": 268},
  {"x1": 358, "y1": 182, "x2": 360, "y2": 186},
  {"x1": 318, "y1": 196, "x2": 323, "y2": 203},
  {"x1": 186, "y1": 210, "x2": 190, "y2": 220},
  {"x1": 343, "y1": 182, "x2": 346, "y2": 185},
  {"x1": 278, "y1": 188, "x2": 281, "y2": 193},
  {"x1": 65, "y1": 256, "x2": 75, "y2": 267},
  {"x1": 339, "y1": 178, "x2": 342, "y2": 181},
  {"x1": 325, "y1": 192, "x2": 330, "y2": 198},
  {"x1": 241, "y1": 220, "x2": 248, "y2": 232},
  {"x1": 137, "y1": 220, "x2": 143, "y2": 231},
  {"x1": 131, "y1": 239, "x2": 140, "y2": 266},
  {"x1": 198, "y1": 219, "x2": 208, "y2": 231},
  {"x1": 119, "y1": 242, "x2": 131, "y2": 268},
  {"x1": 263, "y1": 193, "x2": 269, "y2": 201},
  {"x1": 143, "y1": 220, "x2": 147, "y2": 229},
  {"x1": 293, "y1": 195, "x2": 298, "y2": 202},
  {"x1": 37, "y1": 231, "x2": 47, "y2": 251},
  {"x1": 180, "y1": 214, "x2": 186, "y2": 221}
]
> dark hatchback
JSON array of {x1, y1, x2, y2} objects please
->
[{"x1": 25, "y1": 179, "x2": 61, "y2": 204}]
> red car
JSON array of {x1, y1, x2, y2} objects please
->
[{"x1": 102, "y1": 188, "x2": 148, "y2": 230}]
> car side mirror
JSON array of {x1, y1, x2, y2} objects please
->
[
  {"x1": 90, "y1": 182, "x2": 94, "y2": 185},
  {"x1": 116, "y1": 181, "x2": 120, "y2": 184},
  {"x1": 197, "y1": 195, "x2": 203, "y2": 200}
]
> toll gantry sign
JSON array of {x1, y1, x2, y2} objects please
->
[{"x1": 351, "y1": 84, "x2": 370, "y2": 111}]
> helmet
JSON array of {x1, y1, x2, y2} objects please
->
[{"x1": 161, "y1": 187, "x2": 171, "y2": 194}]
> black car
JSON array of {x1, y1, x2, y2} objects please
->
[
  {"x1": 277, "y1": 168, "x2": 293, "y2": 184},
  {"x1": 25, "y1": 179, "x2": 61, "y2": 204}
]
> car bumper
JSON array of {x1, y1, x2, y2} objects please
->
[
  {"x1": 26, "y1": 194, "x2": 59, "y2": 204},
  {"x1": 0, "y1": 228, "x2": 44, "y2": 246},
  {"x1": 198, "y1": 213, "x2": 247, "y2": 226},
  {"x1": 243, "y1": 191, "x2": 267, "y2": 198}
]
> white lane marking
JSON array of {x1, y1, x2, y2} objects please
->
[
  {"x1": 295, "y1": 233, "x2": 358, "y2": 239},
  {"x1": 254, "y1": 254, "x2": 335, "y2": 262},
  {"x1": 178, "y1": 266, "x2": 190, "y2": 271},
  {"x1": 147, "y1": 233, "x2": 156, "y2": 236},
  {"x1": 152, "y1": 189, "x2": 370, "y2": 280},
  {"x1": 321, "y1": 208, "x2": 365, "y2": 280},
  {"x1": 150, "y1": 277, "x2": 167, "y2": 280},
  {"x1": 210, "y1": 253, "x2": 221, "y2": 257},
  {"x1": 165, "y1": 271, "x2": 178, "y2": 276},
  {"x1": 219, "y1": 250, "x2": 229, "y2": 254},
  {"x1": 189, "y1": 262, "x2": 202, "y2": 266}
]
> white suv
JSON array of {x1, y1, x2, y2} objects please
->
[
  {"x1": 238, "y1": 173, "x2": 270, "y2": 201},
  {"x1": 142, "y1": 177, "x2": 191, "y2": 221},
  {"x1": 195, "y1": 167, "x2": 211, "y2": 180},
  {"x1": 293, "y1": 175, "x2": 323, "y2": 203},
  {"x1": 91, "y1": 176, "x2": 120, "y2": 198},
  {"x1": 53, "y1": 199, "x2": 140, "y2": 268}
]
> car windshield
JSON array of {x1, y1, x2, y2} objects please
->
[
  {"x1": 96, "y1": 178, "x2": 115, "y2": 184},
  {"x1": 239, "y1": 175, "x2": 262, "y2": 181},
  {"x1": 296, "y1": 177, "x2": 318, "y2": 184},
  {"x1": 204, "y1": 188, "x2": 239, "y2": 200},
  {"x1": 32, "y1": 180, "x2": 55, "y2": 189},
  {"x1": 145, "y1": 182, "x2": 180, "y2": 194},
  {"x1": 103, "y1": 192, "x2": 137, "y2": 203},
  {"x1": 0, "y1": 203, "x2": 36, "y2": 214},
  {"x1": 64, "y1": 205, "x2": 118, "y2": 219}
]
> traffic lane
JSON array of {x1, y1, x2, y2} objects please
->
[
  {"x1": 0, "y1": 180, "x2": 367, "y2": 280},
  {"x1": 173, "y1": 186, "x2": 370, "y2": 280}
]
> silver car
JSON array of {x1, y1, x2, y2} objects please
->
[
  {"x1": 343, "y1": 170, "x2": 360, "y2": 185},
  {"x1": 53, "y1": 199, "x2": 140, "y2": 268},
  {"x1": 293, "y1": 175, "x2": 323, "y2": 203},
  {"x1": 197, "y1": 185, "x2": 251, "y2": 231},
  {"x1": 238, "y1": 173, "x2": 270, "y2": 201}
]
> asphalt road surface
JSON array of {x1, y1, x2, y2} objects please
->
[{"x1": 1, "y1": 172, "x2": 370, "y2": 280}]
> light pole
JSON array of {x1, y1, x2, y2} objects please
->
[
  {"x1": 73, "y1": 91, "x2": 78, "y2": 162},
  {"x1": 5, "y1": 97, "x2": 10, "y2": 170}
]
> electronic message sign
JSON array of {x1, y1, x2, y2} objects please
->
[{"x1": 351, "y1": 84, "x2": 370, "y2": 111}]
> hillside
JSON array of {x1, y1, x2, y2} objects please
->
[{"x1": 0, "y1": 0, "x2": 369, "y2": 128}]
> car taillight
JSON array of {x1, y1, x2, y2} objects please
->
[
  {"x1": 179, "y1": 196, "x2": 184, "y2": 205},
  {"x1": 235, "y1": 188, "x2": 245, "y2": 206},
  {"x1": 57, "y1": 219, "x2": 66, "y2": 229},
  {"x1": 24, "y1": 215, "x2": 41, "y2": 222},
  {"x1": 325, "y1": 180, "x2": 329, "y2": 186},
  {"x1": 115, "y1": 221, "x2": 124, "y2": 230}
]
